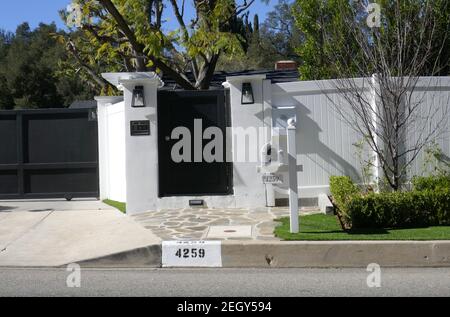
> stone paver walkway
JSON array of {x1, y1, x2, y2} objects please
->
[{"x1": 132, "y1": 207, "x2": 321, "y2": 241}]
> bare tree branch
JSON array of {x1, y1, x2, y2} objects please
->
[{"x1": 322, "y1": 1, "x2": 450, "y2": 190}]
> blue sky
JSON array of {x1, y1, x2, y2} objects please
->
[{"x1": 0, "y1": 0, "x2": 276, "y2": 33}]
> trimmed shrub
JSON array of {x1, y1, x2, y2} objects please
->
[
  {"x1": 329, "y1": 176, "x2": 361, "y2": 230},
  {"x1": 413, "y1": 175, "x2": 450, "y2": 191},
  {"x1": 329, "y1": 176, "x2": 360, "y2": 215},
  {"x1": 330, "y1": 176, "x2": 450, "y2": 229},
  {"x1": 433, "y1": 189, "x2": 450, "y2": 226},
  {"x1": 347, "y1": 191, "x2": 433, "y2": 229}
]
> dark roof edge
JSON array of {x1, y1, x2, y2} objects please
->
[{"x1": 161, "y1": 69, "x2": 299, "y2": 90}]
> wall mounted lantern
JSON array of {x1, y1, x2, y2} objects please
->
[
  {"x1": 241, "y1": 82, "x2": 255, "y2": 105},
  {"x1": 132, "y1": 85, "x2": 146, "y2": 108}
]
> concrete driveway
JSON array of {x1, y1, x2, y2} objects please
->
[{"x1": 0, "y1": 199, "x2": 161, "y2": 267}]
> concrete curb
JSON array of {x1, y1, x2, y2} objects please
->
[
  {"x1": 73, "y1": 244, "x2": 162, "y2": 268},
  {"x1": 27, "y1": 241, "x2": 450, "y2": 269},
  {"x1": 221, "y1": 241, "x2": 450, "y2": 268}
]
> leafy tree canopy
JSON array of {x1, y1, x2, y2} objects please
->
[
  {"x1": 218, "y1": 0, "x2": 301, "y2": 71},
  {"x1": 293, "y1": 0, "x2": 450, "y2": 80},
  {"x1": 60, "y1": 0, "x2": 268, "y2": 91}
]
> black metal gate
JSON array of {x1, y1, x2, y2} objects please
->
[
  {"x1": 158, "y1": 90, "x2": 232, "y2": 197},
  {"x1": 0, "y1": 108, "x2": 99, "y2": 199}
]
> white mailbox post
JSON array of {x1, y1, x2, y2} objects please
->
[
  {"x1": 287, "y1": 118, "x2": 299, "y2": 233},
  {"x1": 259, "y1": 106, "x2": 299, "y2": 233}
]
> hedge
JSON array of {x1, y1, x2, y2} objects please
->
[
  {"x1": 330, "y1": 176, "x2": 450, "y2": 229},
  {"x1": 329, "y1": 176, "x2": 359, "y2": 216},
  {"x1": 413, "y1": 175, "x2": 450, "y2": 191}
]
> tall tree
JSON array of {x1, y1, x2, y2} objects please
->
[
  {"x1": 262, "y1": 0, "x2": 301, "y2": 61},
  {"x1": 253, "y1": 14, "x2": 260, "y2": 37},
  {"x1": 300, "y1": 0, "x2": 450, "y2": 191},
  {"x1": 293, "y1": 0, "x2": 359, "y2": 80},
  {"x1": 218, "y1": 0, "x2": 301, "y2": 71},
  {"x1": 61, "y1": 0, "x2": 262, "y2": 90},
  {"x1": 0, "y1": 30, "x2": 14, "y2": 109},
  {"x1": 0, "y1": 23, "x2": 97, "y2": 109},
  {"x1": 293, "y1": 0, "x2": 450, "y2": 80}
]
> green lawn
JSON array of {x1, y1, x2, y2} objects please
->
[
  {"x1": 103, "y1": 199, "x2": 126, "y2": 214},
  {"x1": 274, "y1": 214, "x2": 450, "y2": 241}
]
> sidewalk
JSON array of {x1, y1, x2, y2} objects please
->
[
  {"x1": 1, "y1": 202, "x2": 449, "y2": 268},
  {"x1": 0, "y1": 200, "x2": 161, "y2": 267}
]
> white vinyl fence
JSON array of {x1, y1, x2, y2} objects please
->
[
  {"x1": 405, "y1": 77, "x2": 450, "y2": 179},
  {"x1": 269, "y1": 76, "x2": 450, "y2": 196}
]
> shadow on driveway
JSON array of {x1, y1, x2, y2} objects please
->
[{"x1": 0, "y1": 206, "x2": 17, "y2": 212}]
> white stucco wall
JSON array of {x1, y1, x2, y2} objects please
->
[
  {"x1": 97, "y1": 73, "x2": 450, "y2": 214},
  {"x1": 96, "y1": 73, "x2": 162, "y2": 214},
  {"x1": 225, "y1": 75, "x2": 268, "y2": 208},
  {"x1": 121, "y1": 79, "x2": 160, "y2": 213},
  {"x1": 96, "y1": 96, "x2": 126, "y2": 203},
  {"x1": 97, "y1": 73, "x2": 273, "y2": 213}
]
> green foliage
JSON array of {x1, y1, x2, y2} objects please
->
[
  {"x1": 353, "y1": 139, "x2": 377, "y2": 191},
  {"x1": 64, "y1": 0, "x2": 256, "y2": 89},
  {"x1": 217, "y1": 0, "x2": 302, "y2": 71},
  {"x1": 0, "y1": 23, "x2": 96, "y2": 109},
  {"x1": 292, "y1": 0, "x2": 450, "y2": 80},
  {"x1": 376, "y1": 0, "x2": 450, "y2": 76},
  {"x1": 413, "y1": 175, "x2": 450, "y2": 192},
  {"x1": 329, "y1": 176, "x2": 360, "y2": 217},
  {"x1": 421, "y1": 142, "x2": 450, "y2": 177},
  {"x1": 292, "y1": 0, "x2": 357, "y2": 80},
  {"x1": 188, "y1": 0, "x2": 244, "y2": 57},
  {"x1": 103, "y1": 199, "x2": 126, "y2": 213},
  {"x1": 274, "y1": 214, "x2": 450, "y2": 241},
  {"x1": 330, "y1": 176, "x2": 450, "y2": 229},
  {"x1": 347, "y1": 191, "x2": 429, "y2": 228},
  {"x1": 415, "y1": 143, "x2": 450, "y2": 192},
  {"x1": 0, "y1": 74, "x2": 14, "y2": 109}
]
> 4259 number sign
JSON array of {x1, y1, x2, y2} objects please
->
[
  {"x1": 175, "y1": 248, "x2": 206, "y2": 259},
  {"x1": 162, "y1": 241, "x2": 222, "y2": 267}
]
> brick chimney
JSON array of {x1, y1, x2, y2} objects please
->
[{"x1": 275, "y1": 60, "x2": 298, "y2": 71}]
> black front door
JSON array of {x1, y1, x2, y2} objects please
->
[{"x1": 158, "y1": 90, "x2": 232, "y2": 197}]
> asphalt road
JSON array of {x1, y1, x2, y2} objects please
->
[{"x1": 1, "y1": 267, "x2": 449, "y2": 297}]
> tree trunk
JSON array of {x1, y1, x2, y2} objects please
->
[
  {"x1": 133, "y1": 50, "x2": 147, "y2": 72},
  {"x1": 196, "y1": 53, "x2": 221, "y2": 90}
]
